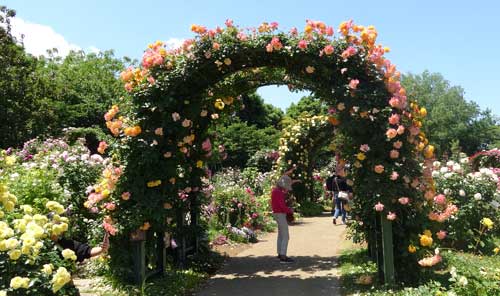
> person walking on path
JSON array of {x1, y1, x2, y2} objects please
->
[
  {"x1": 328, "y1": 172, "x2": 352, "y2": 225},
  {"x1": 271, "y1": 174, "x2": 295, "y2": 263}
]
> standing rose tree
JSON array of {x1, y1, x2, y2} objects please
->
[{"x1": 90, "y1": 19, "x2": 456, "y2": 283}]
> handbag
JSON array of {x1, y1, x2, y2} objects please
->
[{"x1": 334, "y1": 177, "x2": 349, "y2": 202}]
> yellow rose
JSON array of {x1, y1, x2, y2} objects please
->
[
  {"x1": 42, "y1": 263, "x2": 54, "y2": 274},
  {"x1": 420, "y1": 234, "x2": 433, "y2": 247},
  {"x1": 356, "y1": 153, "x2": 366, "y2": 161},
  {"x1": 51, "y1": 267, "x2": 71, "y2": 293},
  {"x1": 147, "y1": 180, "x2": 162, "y2": 188},
  {"x1": 61, "y1": 249, "x2": 77, "y2": 261},
  {"x1": 481, "y1": 217, "x2": 494, "y2": 230},
  {"x1": 494, "y1": 247, "x2": 499, "y2": 255},
  {"x1": 9, "y1": 249, "x2": 22, "y2": 260},
  {"x1": 408, "y1": 244, "x2": 416, "y2": 253},
  {"x1": 10, "y1": 276, "x2": 30, "y2": 289},
  {"x1": 196, "y1": 160, "x2": 203, "y2": 168},
  {"x1": 5, "y1": 155, "x2": 16, "y2": 166},
  {"x1": 214, "y1": 99, "x2": 225, "y2": 110},
  {"x1": 45, "y1": 201, "x2": 65, "y2": 215}
]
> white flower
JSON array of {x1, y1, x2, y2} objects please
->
[
  {"x1": 460, "y1": 157, "x2": 469, "y2": 164},
  {"x1": 474, "y1": 193, "x2": 482, "y2": 200},
  {"x1": 440, "y1": 167, "x2": 449, "y2": 173},
  {"x1": 444, "y1": 173, "x2": 453, "y2": 179},
  {"x1": 433, "y1": 161, "x2": 441, "y2": 167},
  {"x1": 458, "y1": 275, "x2": 468, "y2": 286},
  {"x1": 452, "y1": 164, "x2": 462, "y2": 173},
  {"x1": 444, "y1": 188, "x2": 451, "y2": 195},
  {"x1": 432, "y1": 171, "x2": 440, "y2": 178},
  {"x1": 459, "y1": 190, "x2": 466, "y2": 197},
  {"x1": 446, "y1": 160, "x2": 455, "y2": 166}
]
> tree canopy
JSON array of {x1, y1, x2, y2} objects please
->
[{"x1": 402, "y1": 71, "x2": 499, "y2": 155}]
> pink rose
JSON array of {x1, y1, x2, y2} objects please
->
[
  {"x1": 121, "y1": 192, "x2": 131, "y2": 200},
  {"x1": 171, "y1": 112, "x2": 181, "y2": 122},
  {"x1": 436, "y1": 230, "x2": 447, "y2": 240},
  {"x1": 433, "y1": 194, "x2": 446, "y2": 205},
  {"x1": 298, "y1": 40, "x2": 308, "y2": 50},
  {"x1": 388, "y1": 113, "x2": 400, "y2": 125},
  {"x1": 397, "y1": 125, "x2": 405, "y2": 135},
  {"x1": 398, "y1": 197, "x2": 409, "y2": 205},
  {"x1": 387, "y1": 212, "x2": 396, "y2": 221},
  {"x1": 390, "y1": 171, "x2": 399, "y2": 180},
  {"x1": 202, "y1": 138, "x2": 212, "y2": 152},
  {"x1": 374, "y1": 165, "x2": 385, "y2": 174},
  {"x1": 390, "y1": 149, "x2": 400, "y2": 159},
  {"x1": 105, "y1": 202, "x2": 116, "y2": 211},
  {"x1": 393, "y1": 141, "x2": 403, "y2": 149},
  {"x1": 323, "y1": 45, "x2": 334, "y2": 55},
  {"x1": 374, "y1": 202, "x2": 384, "y2": 212},
  {"x1": 360, "y1": 144, "x2": 370, "y2": 152},
  {"x1": 182, "y1": 119, "x2": 192, "y2": 128},
  {"x1": 349, "y1": 79, "x2": 360, "y2": 90},
  {"x1": 409, "y1": 125, "x2": 420, "y2": 136},
  {"x1": 386, "y1": 128, "x2": 398, "y2": 139}
]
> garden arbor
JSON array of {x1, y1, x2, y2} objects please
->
[{"x1": 96, "y1": 20, "x2": 444, "y2": 284}]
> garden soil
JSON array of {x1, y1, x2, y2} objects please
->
[{"x1": 196, "y1": 214, "x2": 354, "y2": 296}]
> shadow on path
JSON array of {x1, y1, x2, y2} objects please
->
[{"x1": 197, "y1": 255, "x2": 341, "y2": 296}]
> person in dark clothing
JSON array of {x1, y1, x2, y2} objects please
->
[
  {"x1": 326, "y1": 173, "x2": 353, "y2": 225},
  {"x1": 57, "y1": 233, "x2": 109, "y2": 262}
]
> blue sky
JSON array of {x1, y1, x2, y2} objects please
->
[{"x1": 5, "y1": 0, "x2": 500, "y2": 115}]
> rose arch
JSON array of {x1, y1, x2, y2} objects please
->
[{"x1": 91, "y1": 20, "x2": 448, "y2": 284}]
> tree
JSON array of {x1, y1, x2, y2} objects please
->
[
  {"x1": 0, "y1": 6, "x2": 127, "y2": 148},
  {"x1": 236, "y1": 91, "x2": 283, "y2": 128},
  {"x1": 212, "y1": 121, "x2": 280, "y2": 168},
  {"x1": 0, "y1": 6, "x2": 40, "y2": 147},
  {"x1": 402, "y1": 71, "x2": 499, "y2": 155},
  {"x1": 285, "y1": 95, "x2": 328, "y2": 119},
  {"x1": 32, "y1": 50, "x2": 126, "y2": 135}
]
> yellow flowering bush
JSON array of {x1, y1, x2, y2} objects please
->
[{"x1": 0, "y1": 179, "x2": 78, "y2": 295}]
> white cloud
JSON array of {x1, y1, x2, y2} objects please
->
[
  {"x1": 87, "y1": 46, "x2": 101, "y2": 54},
  {"x1": 10, "y1": 17, "x2": 80, "y2": 57},
  {"x1": 165, "y1": 38, "x2": 184, "y2": 50}
]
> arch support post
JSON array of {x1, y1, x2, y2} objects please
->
[{"x1": 381, "y1": 216, "x2": 395, "y2": 285}]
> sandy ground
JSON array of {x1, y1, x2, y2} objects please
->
[{"x1": 196, "y1": 214, "x2": 350, "y2": 296}]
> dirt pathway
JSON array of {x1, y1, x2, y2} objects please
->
[{"x1": 196, "y1": 214, "x2": 350, "y2": 296}]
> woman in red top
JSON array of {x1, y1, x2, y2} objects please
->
[{"x1": 272, "y1": 173, "x2": 295, "y2": 263}]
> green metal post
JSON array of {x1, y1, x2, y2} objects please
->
[{"x1": 381, "y1": 216, "x2": 395, "y2": 285}]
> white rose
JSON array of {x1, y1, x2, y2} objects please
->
[
  {"x1": 432, "y1": 171, "x2": 440, "y2": 178},
  {"x1": 444, "y1": 188, "x2": 451, "y2": 195},
  {"x1": 460, "y1": 158, "x2": 468, "y2": 164},
  {"x1": 433, "y1": 161, "x2": 441, "y2": 167},
  {"x1": 474, "y1": 193, "x2": 482, "y2": 200},
  {"x1": 440, "y1": 167, "x2": 449, "y2": 173},
  {"x1": 446, "y1": 161, "x2": 455, "y2": 167},
  {"x1": 459, "y1": 190, "x2": 466, "y2": 197},
  {"x1": 452, "y1": 164, "x2": 462, "y2": 173},
  {"x1": 444, "y1": 173, "x2": 453, "y2": 178}
]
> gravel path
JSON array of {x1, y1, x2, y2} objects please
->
[{"x1": 196, "y1": 214, "x2": 349, "y2": 296}]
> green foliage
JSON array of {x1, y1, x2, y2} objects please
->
[
  {"x1": 0, "y1": 7, "x2": 127, "y2": 148},
  {"x1": 236, "y1": 92, "x2": 284, "y2": 128},
  {"x1": 246, "y1": 150, "x2": 280, "y2": 173},
  {"x1": 297, "y1": 200, "x2": 324, "y2": 216},
  {"x1": 0, "y1": 6, "x2": 40, "y2": 148},
  {"x1": 338, "y1": 248, "x2": 500, "y2": 296},
  {"x1": 285, "y1": 95, "x2": 328, "y2": 119},
  {"x1": 402, "y1": 71, "x2": 499, "y2": 155},
  {"x1": 214, "y1": 121, "x2": 280, "y2": 168}
]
